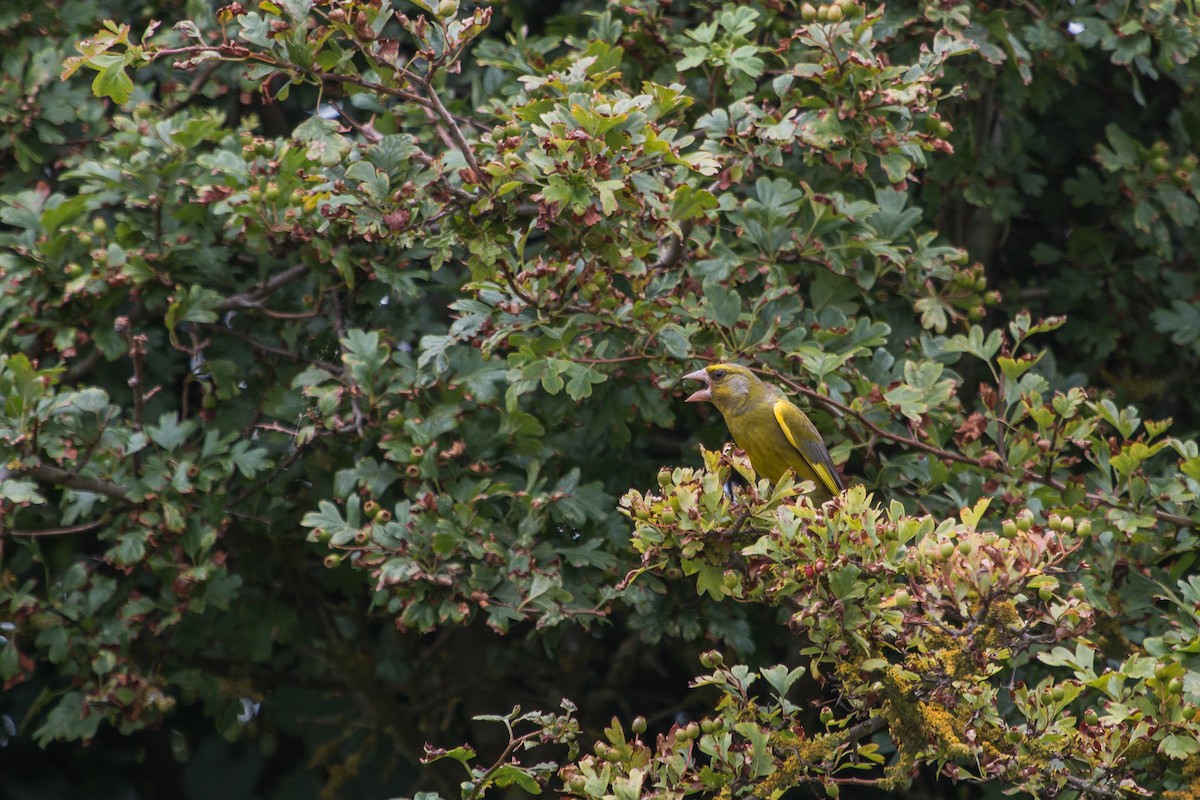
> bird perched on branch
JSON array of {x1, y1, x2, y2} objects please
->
[{"x1": 683, "y1": 363, "x2": 843, "y2": 501}]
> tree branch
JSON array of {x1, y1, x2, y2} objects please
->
[
  {"x1": 1060, "y1": 773, "x2": 1128, "y2": 800},
  {"x1": 3, "y1": 519, "x2": 109, "y2": 537},
  {"x1": 11, "y1": 465, "x2": 129, "y2": 501},
  {"x1": 419, "y1": 77, "x2": 481, "y2": 176},
  {"x1": 217, "y1": 264, "x2": 310, "y2": 311}
]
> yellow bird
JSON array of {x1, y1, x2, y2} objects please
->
[{"x1": 683, "y1": 363, "x2": 843, "y2": 501}]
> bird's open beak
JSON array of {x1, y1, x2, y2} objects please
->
[{"x1": 682, "y1": 368, "x2": 712, "y2": 403}]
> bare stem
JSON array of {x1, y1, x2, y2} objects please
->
[{"x1": 420, "y1": 77, "x2": 481, "y2": 176}]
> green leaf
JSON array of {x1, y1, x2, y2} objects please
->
[
  {"x1": 670, "y1": 185, "x2": 718, "y2": 223},
  {"x1": 658, "y1": 324, "x2": 692, "y2": 360},
  {"x1": 0, "y1": 478, "x2": 46, "y2": 504},
  {"x1": 704, "y1": 285, "x2": 742, "y2": 328},
  {"x1": 301, "y1": 500, "x2": 359, "y2": 545},
  {"x1": 489, "y1": 764, "x2": 541, "y2": 793},
  {"x1": 760, "y1": 664, "x2": 805, "y2": 697},
  {"x1": 91, "y1": 61, "x2": 133, "y2": 104},
  {"x1": 1160, "y1": 734, "x2": 1200, "y2": 760},
  {"x1": 147, "y1": 413, "x2": 197, "y2": 452},
  {"x1": 564, "y1": 363, "x2": 606, "y2": 400}
]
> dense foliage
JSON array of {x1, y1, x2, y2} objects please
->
[{"x1": 3, "y1": 0, "x2": 1200, "y2": 798}]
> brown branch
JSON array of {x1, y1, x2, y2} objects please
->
[
  {"x1": 838, "y1": 714, "x2": 886, "y2": 745},
  {"x1": 118, "y1": 322, "x2": 148, "y2": 475},
  {"x1": 156, "y1": 42, "x2": 434, "y2": 108},
  {"x1": 419, "y1": 77, "x2": 481, "y2": 176},
  {"x1": 61, "y1": 347, "x2": 104, "y2": 384},
  {"x1": 4, "y1": 519, "x2": 108, "y2": 538},
  {"x1": 1060, "y1": 774, "x2": 1128, "y2": 800},
  {"x1": 650, "y1": 222, "x2": 691, "y2": 271},
  {"x1": 199, "y1": 323, "x2": 340, "y2": 373},
  {"x1": 312, "y1": 68, "x2": 433, "y2": 109},
  {"x1": 14, "y1": 465, "x2": 129, "y2": 501},
  {"x1": 217, "y1": 264, "x2": 310, "y2": 311},
  {"x1": 651, "y1": 180, "x2": 720, "y2": 271},
  {"x1": 763, "y1": 368, "x2": 983, "y2": 468}
]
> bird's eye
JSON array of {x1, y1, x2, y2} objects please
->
[{"x1": 712, "y1": 369, "x2": 727, "y2": 380}]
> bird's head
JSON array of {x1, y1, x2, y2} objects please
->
[{"x1": 682, "y1": 363, "x2": 762, "y2": 414}]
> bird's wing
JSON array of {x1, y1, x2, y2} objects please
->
[{"x1": 773, "y1": 398, "x2": 844, "y2": 496}]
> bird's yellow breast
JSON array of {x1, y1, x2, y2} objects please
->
[{"x1": 723, "y1": 397, "x2": 830, "y2": 497}]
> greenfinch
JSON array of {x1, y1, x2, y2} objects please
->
[{"x1": 683, "y1": 363, "x2": 843, "y2": 501}]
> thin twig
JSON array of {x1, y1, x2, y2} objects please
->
[
  {"x1": 216, "y1": 264, "x2": 310, "y2": 311},
  {"x1": 838, "y1": 714, "x2": 886, "y2": 745},
  {"x1": 13, "y1": 465, "x2": 128, "y2": 500},
  {"x1": 419, "y1": 77, "x2": 481, "y2": 176},
  {"x1": 3, "y1": 519, "x2": 108, "y2": 538},
  {"x1": 61, "y1": 348, "x2": 103, "y2": 384},
  {"x1": 199, "y1": 323, "x2": 340, "y2": 373},
  {"x1": 1060, "y1": 774, "x2": 1127, "y2": 800}
]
